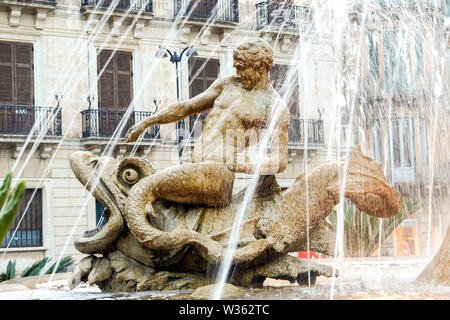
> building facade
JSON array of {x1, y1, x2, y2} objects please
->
[
  {"x1": 0, "y1": 0, "x2": 334, "y2": 270},
  {"x1": 347, "y1": 0, "x2": 449, "y2": 257},
  {"x1": 0, "y1": 0, "x2": 447, "y2": 271}
]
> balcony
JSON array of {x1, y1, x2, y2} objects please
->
[
  {"x1": 81, "y1": 108, "x2": 160, "y2": 156},
  {"x1": 0, "y1": 0, "x2": 56, "y2": 28},
  {"x1": 288, "y1": 118, "x2": 324, "y2": 146},
  {"x1": 360, "y1": 75, "x2": 433, "y2": 107},
  {"x1": 0, "y1": 105, "x2": 62, "y2": 158},
  {"x1": 184, "y1": 115, "x2": 324, "y2": 146},
  {"x1": 0, "y1": 105, "x2": 61, "y2": 136},
  {"x1": 81, "y1": 0, "x2": 153, "y2": 37},
  {"x1": 376, "y1": 0, "x2": 441, "y2": 9},
  {"x1": 256, "y1": 1, "x2": 313, "y2": 33},
  {"x1": 174, "y1": 0, "x2": 239, "y2": 23},
  {"x1": 81, "y1": 0, "x2": 153, "y2": 13},
  {"x1": 81, "y1": 108, "x2": 159, "y2": 139}
]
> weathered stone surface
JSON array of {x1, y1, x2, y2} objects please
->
[
  {"x1": 88, "y1": 257, "x2": 112, "y2": 285},
  {"x1": 415, "y1": 226, "x2": 450, "y2": 286},
  {"x1": 232, "y1": 254, "x2": 335, "y2": 288},
  {"x1": 191, "y1": 283, "x2": 244, "y2": 299},
  {"x1": 68, "y1": 255, "x2": 93, "y2": 290}
]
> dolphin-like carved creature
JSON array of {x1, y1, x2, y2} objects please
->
[{"x1": 69, "y1": 146, "x2": 402, "y2": 290}]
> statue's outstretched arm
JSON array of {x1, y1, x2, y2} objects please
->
[{"x1": 125, "y1": 78, "x2": 226, "y2": 142}]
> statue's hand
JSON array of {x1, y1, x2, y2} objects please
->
[{"x1": 125, "y1": 123, "x2": 145, "y2": 142}]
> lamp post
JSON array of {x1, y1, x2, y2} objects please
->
[{"x1": 155, "y1": 45, "x2": 198, "y2": 163}]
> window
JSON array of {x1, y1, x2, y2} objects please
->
[
  {"x1": 0, "y1": 41, "x2": 34, "y2": 106},
  {"x1": 383, "y1": 31, "x2": 412, "y2": 94},
  {"x1": 1, "y1": 189, "x2": 43, "y2": 248},
  {"x1": 0, "y1": 41, "x2": 35, "y2": 134},
  {"x1": 373, "y1": 119, "x2": 383, "y2": 165},
  {"x1": 368, "y1": 32, "x2": 379, "y2": 79},
  {"x1": 97, "y1": 50, "x2": 133, "y2": 110},
  {"x1": 186, "y1": 0, "x2": 218, "y2": 18},
  {"x1": 96, "y1": 49, "x2": 133, "y2": 136},
  {"x1": 420, "y1": 118, "x2": 428, "y2": 164},
  {"x1": 271, "y1": 64, "x2": 301, "y2": 142},
  {"x1": 95, "y1": 200, "x2": 107, "y2": 227},
  {"x1": 415, "y1": 31, "x2": 424, "y2": 76},
  {"x1": 390, "y1": 118, "x2": 415, "y2": 183},
  {"x1": 188, "y1": 57, "x2": 220, "y2": 139},
  {"x1": 177, "y1": 0, "x2": 238, "y2": 22},
  {"x1": 270, "y1": 64, "x2": 300, "y2": 118}
]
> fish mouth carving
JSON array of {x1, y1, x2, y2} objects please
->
[
  {"x1": 70, "y1": 151, "x2": 155, "y2": 255},
  {"x1": 70, "y1": 151, "x2": 126, "y2": 254},
  {"x1": 83, "y1": 208, "x2": 110, "y2": 238}
]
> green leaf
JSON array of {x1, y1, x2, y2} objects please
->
[
  {"x1": 21, "y1": 257, "x2": 51, "y2": 277},
  {"x1": 0, "y1": 180, "x2": 25, "y2": 244},
  {"x1": 45, "y1": 256, "x2": 75, "y2": 274},
  {"x1": 5, "y1": 260, "x2": 16, "y2": 280},
  {"x1": 0, "y1": 172, "x2": 12, "y2": 209}
]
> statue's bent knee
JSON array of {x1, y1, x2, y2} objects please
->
[{"x1": 147, "y1": 162, "x2": 235, "y2": 207}]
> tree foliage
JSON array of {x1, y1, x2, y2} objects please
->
[
  {"x1": 0, "y1": 256, "x2": 75, "y2": 283},
  {"x1": 0, "y1": 172, "x2": 25, "y2": 244},
  {"x1": 325, "y1": 198, "x2": 421, "y2": 257}
]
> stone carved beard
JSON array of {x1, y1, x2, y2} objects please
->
[{"x1": 237, "y1": 66, "x2": 265, "y2": 90}]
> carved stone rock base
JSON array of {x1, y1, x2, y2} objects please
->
[{"x1": 69, "y1": 250, "x2": 208, "y2": 292}]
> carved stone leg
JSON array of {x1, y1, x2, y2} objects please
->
[{"x1": 125, "y1": 162, "x2": 235, "y2": 251}]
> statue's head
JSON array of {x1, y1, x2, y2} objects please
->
[{"x1": 233, "y1": 38, "x2": 274, "y2": 90}]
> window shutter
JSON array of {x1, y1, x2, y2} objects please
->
[
  {"x1": 205, "y1": 59, "x2": 219, "y2": 89},
  {"x1": 97, "y1": 50, "x2": 133, "y2": 110},
  {"x1": 14, "y1": 43, "x2": 34, "y2": 106},
  {"x1": 118, "y1": 0, "x2": 131, "y2": 9},
  {"x1": 0, "y1": 42, "x2": 14, "y2": 104},
  {"x1": 368, "y1": 32, "x2": 379, "y2": 78},
  {"x1": 189, "y1": 57, "x2": 219, "y2": 98},
  {"x1": 188, "y1": 57, "x2": 219, "y2": 137},
  {"x1": 188, "y1": 0, "x2": 218, "y2": 17},
  {"x1": 116, "y1": 51, "x2": 133, "y2": 110},
  {"x1": 98, "y1": 50, "x2": 115, "y2": 109}
]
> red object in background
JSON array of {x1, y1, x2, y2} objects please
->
[{"x1": 298, "y1": 251, "x2": 319, "y2": 259}]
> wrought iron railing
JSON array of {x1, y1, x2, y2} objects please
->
[
  {"x1": 0, "y1": 105, "x2": 62, "y2": 136},
  {"x1": 256, "y1": 1, "x2": 313, "y2": 31},
  {"x1": 376, "y1": 0, "x2": 441, "y2": 9},
  {"x1": 81, "y1": 108, "x2": 160, "y2": 139},
  {"x1": 174, "y1": 0, "x2": 239, "y2": 23},
  {"x1": 361, "y1": 74, "x2": 433, "y2": 101},
  {"x1": 186, "y1": 115, "x2": 324, "y2": 144},
  {"x1": 81, "y1": 0, "x2": 153, "y2": 13},
  {"x1": 288, "y1": 118, "x2": 324, "y2": 144}
]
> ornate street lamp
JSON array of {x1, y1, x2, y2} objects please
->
[{"x1": 155, "y1": 45, "x2": 198, "y2": 163}]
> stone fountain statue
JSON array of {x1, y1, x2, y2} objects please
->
[{"x1": 68, "y1": 38, "x2": 403, "y2": 292}]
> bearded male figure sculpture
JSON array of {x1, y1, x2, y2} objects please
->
[
  {"x1": 68, "y1": 38, "x2": 403, "y2": 292},
  {"x1": 124, "y1": 38, "x2": 290, "y2": 251}
]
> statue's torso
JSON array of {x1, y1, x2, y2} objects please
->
[{"x1": 191, "y1": 80, "x2": 282, "y2": 164}]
